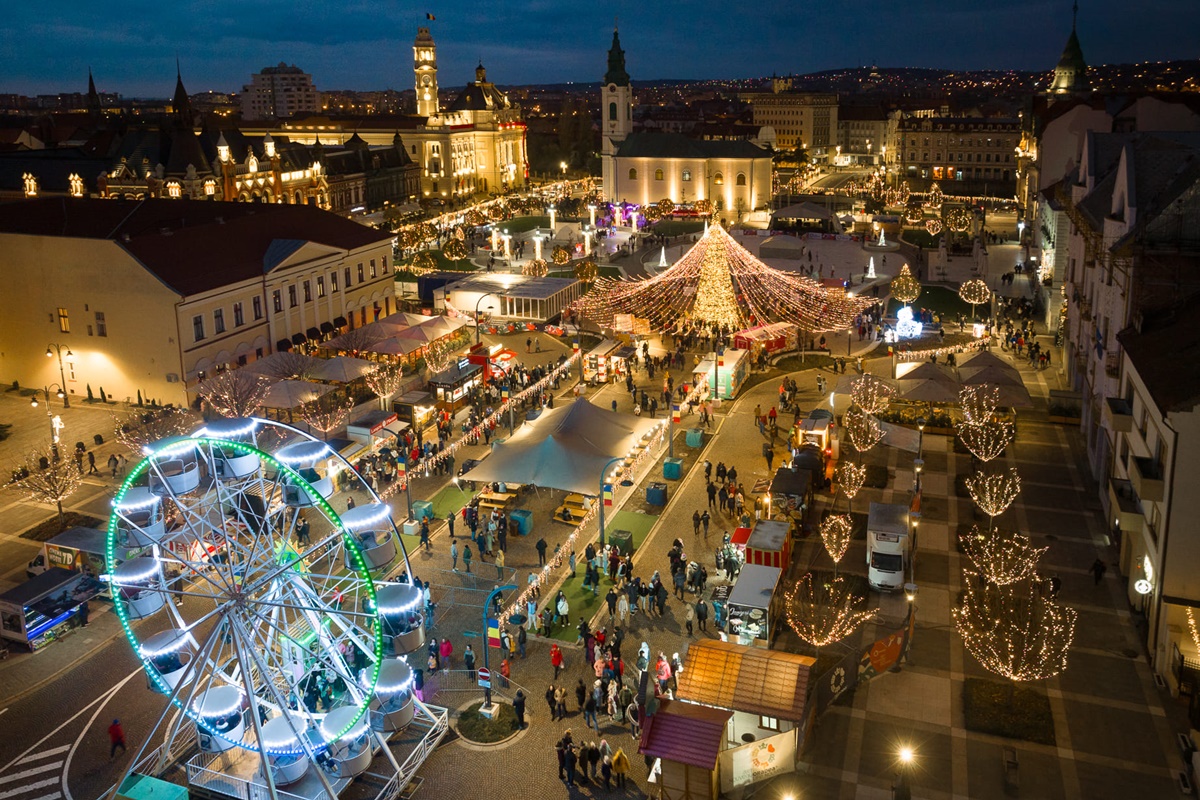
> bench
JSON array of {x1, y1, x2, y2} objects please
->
[
  {"x1": 1002, "y1": 747, "x2": 1019, "y2": 794},
  {"x1": 552, "y1": 505, "x2": 589, "y2": 524},
  {"x1": 563, "y1": 494, "x2": 592, "y2": 509},
  {"x1": 479, "y1": 490, "x2": 518, "y2": 503},
  {"x1": 478, "y1": 499, "x2": 509, "y2": 512}
]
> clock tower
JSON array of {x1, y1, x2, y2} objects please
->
[
  {"x1": 601, "y1": 28, "x2": 633, "y2": 202},
  {"x1": 414, "y1": 27, "x2": 439, "y2": 117}
]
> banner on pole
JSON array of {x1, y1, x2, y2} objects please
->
[
  {"x1": 487, "y1": 617, "x2": 501, "y2": 648},
  {"x1": 603, "y1": 483, "x2": 614, "y2": 507},
  {"x1": 672, "y1": 404, "x2": 681, "y2": 423}
]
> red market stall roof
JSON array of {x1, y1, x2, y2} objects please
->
[
  {"x1": 639, "y1": 699, "x2": 732, "y2": 770},
  {"x1": 676, "y1": 639, "x2": 816, "y2": 723}
]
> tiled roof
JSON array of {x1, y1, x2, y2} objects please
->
[
  {"x1": 676, "y1": 639, "x2": 815, "y2": 722},
  {"x1": 638, "y1": 699, "x2": 731, "y2": 770},
  {"x1": 615, "y1": 132, "x2": 769, "y2": 160},
  {"x1": 0, "y1": 198, "x2": 391, "y2": 296}
]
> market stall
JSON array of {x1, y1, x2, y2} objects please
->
[
  {"x1": 724, "y1": 564, "x2": 782, "y2": 646},
  {"x1": 744, "y1": 520, "x2": 792, "y2": 568},
  {"x1": 693, "y1": 349, "x2": 750, "y2": 400},
  {"x1": 427, "y1": 359, "x2": 483, "y2": 414},
  {"x1": 583, "y1": 339, "x2": 622, "y2": 383},
  {"x1": 733, "y1": 323, "x2": 796, "y2": 355},
  {"x1": 0, "y1": 567, "x2": 87, "y2": 650},
  {"x1": 768, "y1": 466, "x2": 813, "y2": 524}
]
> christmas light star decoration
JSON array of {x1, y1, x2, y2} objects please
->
[
  {"x1": 850, "y1": 374, "x2": 893, "y2": 415},
  {"x1": 925, "y1": 219, "x2": 944, "y2": 236},
  {"x1": 572, "y1": 223, "x2": 872, "y2": 333},
  {"x1": 959, "y1": 526, "x2": 1047, "y2": 586},
  {"x1": 786, "y1": 573, "x2": 878, "y2": 647},
  {"x1": 947, "y1": 207, "x2": 975, "y2": 233},
  {"x1": 965, "y1": 467, "x2": 1021, "y2": 527},
  {"x1": 889, "y1": 264, "x2": 921, "y2": 306},
  {"x1": 820, "y1": 514, "x2": 854, "y2": 565},
  {"x1": 956, "y1": 419, "x2": 1014, "y2": 463},
  {"x1": 954, "y1": 573, "x2": 1077, "y2": 681},
  {"x1": 959, "y1": 385, "x2": 1001, "y2": 426}
]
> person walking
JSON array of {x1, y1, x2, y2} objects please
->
[
  {"x1": 500, "y1": 657, "x2": 511, "y2": 688},
  {"x1": 685, "y1": 603, "x2": 695, "y2": 636},
  {"x1": 450, "y1": 539, "x2": 459, "y2": 571},
  {"x1": 764, "y1": 441, "x2": 774, "y2": 470},
  {"x1": 464, "y1": 644, "x2": 476, "y2": 681},
  {"x1": 440, "y1": 637, "x2": 454, "y2": 671},
  {"x1": 692, "y1": 510, "x2": 701, "y2": 536},
  {"x1": 495, "y1": 547, "x2": 505, "y2": 579},
  {"x1": 546, "y1": 684, "x2": 557, "y2": 720},
  {"x1": 446, "y1": 511, "x2": 456, "y2": 539},
  {"x1": 107, "y1": 719, "x2": 126, "y2": 760},
  {"x1": 536, "y1": 537, "x2": 548, "y2": 566},
  {"x1": 1090, "y1": 558, "x2": 1107, "y2": 585},
  {"x1": 584, "y1": 693, "x2": 600, "y2": 735},
  {"x1": 419, "y1": 518, "x2": 431, "y2": 552},
  {"x1": 700, "y1": 510, "x2": 710, "y2": 537},
  {"x1": 564, "y1": 741, "x2": 578, "y2": 786},
  {"x1": 462, "y1": 544, "x2": 472, "y2": 574},
  {"x1": 555, "y1": 686, "x2": 568, "y2": 720},
  {"x1": 696, "y1": 598, "x2": 708, "y2": 632},
  {"x1": 606, "y1": 588, "x2": 618, "y2": 620},
  {"x1": 551, "y1": 643, "x2": 565, "y2": 679},
  {"x1": 87, "y1": 451, "x2": 98, "y2": 475},
  {"x1": 612, "y1": 747, "x2": 630, "y2": 789},
  {"x1": 514, "y1": 689, "x2": 526, "y2": 728},
  {"x1": 706, "y1": 481, "x2": 717, "y2": 509},
  {"x1": 617, "y1": 591, "x2": 630, "y2": 628},
  {"x1": 517, "y1": 624, "x2": 527, "y2": 658}
]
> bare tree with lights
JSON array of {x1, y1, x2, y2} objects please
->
[
  {"x1": 959, "y1": 385, "x2": 1001, "y2": 427},
  {"x1": 836, "y1": 461, "x2": 866, "y2": 513},
  {"x1": 956, "y1": 419, "x2": 1014, "y2": 464},
  {"x1": 113, "y1": 407, "x2": 199, "y2": 457},
  {"x1": 365, "y1": 362, "x2": 405, "y2": 410},
  {"x1": 785, "y1": 573, "x2": 877, "y2": 648},
  {"x1": 261, "y1": 352, "x2": 320, "y2": 382},
  {"x1": 10, "y1": 448, "x2": 84, "y2": 530},
  {"x1": 198, "y1": 370, "x2": 270, "y2": 419},
  {"x1": 334, "y1": 325, "x2": 386, "y2": 356},
  {"x1": 964, "y1": 468, "x2": 1021, "y2": 533},
  {"x1": 820, "y1": 513, "x2": 854, "y2": 569},
  {"x1": 844, "y1": 407, "x2": 885, "y2": 462},
  {"x1": 849, "y1": 374, "x2": 893, "y2": 415},
  {"x1": 954, "y1": 572, "x2": 1077, "y2": 683},
  {"x1": 299, "y1": 393, "x2": 355, "y2": 441},
  {"x1": 959, "y1": 526, "x2": 1047, "y2": 586}
]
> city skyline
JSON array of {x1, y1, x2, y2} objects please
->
[{"x1": 1, "y1": 0, "x2": 1196, "y2": 97}]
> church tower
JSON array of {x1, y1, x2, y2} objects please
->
[
  {"x1": 1049, "y1": 1, "x2": 1090, "y2": 98},
  {"x1": 414, "y1": 27, "x2": 439, "y2": 117},
  {"x1": 601, "y1": 28, "x2": 634, "y2": 202}
]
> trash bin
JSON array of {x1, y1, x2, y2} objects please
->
[
  {"x1": 686, "y1": 428, "x2": 705, "y2": 448},
  {"x1": 646, "y1": 482, "x2": 668, "y2": 507},
  {"x1": 412, "y1": 500, "x2": 434, "y2": 522},
  {"x1": 510, "y1": 508, "x2": 533, "y2": 536},
  {"x1": 663, "y1": 457, "x2": 684, "y2": 480},
  {"x1": 608, "y1": 529, "x2": 634, "y2": 556}
]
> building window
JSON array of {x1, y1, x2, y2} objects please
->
[
  {"x1": 370, "y1": 259, "x2": 377, "y2": 279},
  {"x1": 609, "y1": 102, "x2": 617, "y2": 121},
  {"x1": 317, "y1": 276, "x2": 326, "y2": 297},
  {"x1": 273, "y1": 290, "x2": 282, "y2": 313},
  {"x1": 736, "y1": 172, "x2": 746, "y2": 186},
  {"x1": 57, "y1": 307, "x2": 69, "y2": 333},
  {"x1": 204, "y1": 179, "x2": 216, "y2": 197},
  {"x1": 68, "y1": 173, "x2": 84, "y2": 197},
  {"x1": 357, "y1": 263, "x2": 365, "y2": 283},
  {"x1": 682, "y1": 170, "x2": 691, "y2": 182},
  {"x1": 759, "y1": 716, "x2": 780, "y2": 732},
  {"x1": 345, "y1": 267, "x2": 352, "y2": 287},
  {"x1": 94, "y1": 311, "x2": 106, "y2": 337},
  {"x1": 233, "y1": 302, "x2": 245, "y2": 326},
  {"x1": 714, "y1": 172, "x2": 724, "y2": 185},
  {"x1": 303, "y1": 280, "x2": 312, "y2": 302},
  {"x1": 213, "y1": 308, "x2": 225, "y2": 334},
  {"x1": 331, "y1": 271, "x2": 339, "y2": 292},
  {"x1": 654, "y1": 169, "x2": 664, "y2": 181},
  {"x1": 288, "y1": 286, "x2": 298, "y2": 308},
  {"x1": 628, "y1": 168, "x2": 637, "y2": 180},
  {"x1": 253, "y1": 296, "x2": 263, "y2": 320},
  {"x1": 193, "y1": 315, "x2": 205, "y2": 341},
  {"x1": 167, "y1": 182, "x2": 181, "y2": 198}
]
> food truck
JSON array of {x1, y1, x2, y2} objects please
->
[
  {"x1": 1, "y1": 567, "x2": 88, "y2": 650},
  {"x1": 768, "y1": 463, "x2": 814, "y2": 525},
  {"x1": 693, "y1": 349, "x2": 750, "y2": 400},
  {"x1": 27, "y1": 527, "x2": 142, "y2": 596},
  {"x1": 744, "y1": 520, "x2": 792, "y2": 568},
  {"x1": 724, "y1": 564, "x2": 782, "y2": 646}
]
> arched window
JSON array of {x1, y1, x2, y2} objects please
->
[
  {"x1": 609, "y1": 102, "x2": 617, "y2": 121},
  {"x1": 628, "y1": 168, "x2": 638, "y2": 180},
  {"x1": 681, "y1": 170, "x2": 692, "y2": 182},
  {"x1": 713, "y1": 172, "x2": 724, "y2": 185},
  {"x1": 736, "y1": 173, "x2": 746, "y2": 186},
  {"x1": 654, "y1": 169, "x2": 664, "y2": 181}
]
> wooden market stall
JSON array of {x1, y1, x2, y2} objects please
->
[{"x1": 640, "y1": 699, "x2": 732, "y2": 800}]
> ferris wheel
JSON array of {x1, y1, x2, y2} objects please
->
[{"x1": 105, "y1": 417, "x2": 420, "y2": 797}]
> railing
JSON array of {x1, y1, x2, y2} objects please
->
[
  {"x1": 387, "y1": 698, "x2": 449, "y2": 798},
  {"x1": 186, "y1": 751, "x2": 330, "y2": 800},
  {"x1": 100, "y1": 725, "x2": 197, "y2": 799},
  {"x1": 422, "y1": 668, "x2": 531, "y2": 702}
]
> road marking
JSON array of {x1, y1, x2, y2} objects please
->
[
  {"x1": 0, "y1": 763, "x2": 62, "y2": 786},
  {"x1": 0, "y1": 778, "x2": 58, "y2": 799},
  {"x1": 14, "y1": 747, "x2": 70, "y2": 766}
]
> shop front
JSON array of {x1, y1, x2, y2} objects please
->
[
  {"x1": 724, "y1": 564, "x2": 783, "y2": 646},
  {"x1": 428, "y1": 359, "x2": 483, "y2": 414},
  {"x1": 0, "y1": 567, "x2": 88, "y2": 651},
  {"x1": 584, "y1": 339, "x2": 623, "y2": 383},
  {"x1": 693, "y1": 349, "x2": 749, "y2": 400}
]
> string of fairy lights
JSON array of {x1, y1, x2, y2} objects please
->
[{"x1": 572, "y1": 223, "x2": 872, "y2": 333}]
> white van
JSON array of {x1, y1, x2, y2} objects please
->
[{"x1": 866, "y1": 502, "x2": 910, "y2": 591}]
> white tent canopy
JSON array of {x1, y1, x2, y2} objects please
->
[{"x1": 461, "y1": 399, "x2": 662, "y2": 495}]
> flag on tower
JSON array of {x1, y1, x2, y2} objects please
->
[{"x1": 426, "y1": 12, "x2": 436, "y2": 20}]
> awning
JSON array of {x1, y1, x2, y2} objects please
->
[
  {"x1": 333, "y1": 316, "x2": 348, "y2": 328},
  {"x1": 290, "y1": 333, "x2": 307, "y2": 346},
  {"x1": 320, "y1": 321, "x2": 335, "y2": 334},
  {"x1": 306, "y1": 327, "x2": 322, "y2": 341},
  {"x1": 276, "y1": 339, "x2": 293, "y2": 352}
]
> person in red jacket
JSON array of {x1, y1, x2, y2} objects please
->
[
  {"x1": 108, "y1": 719, "x2": 126, "y2": 760},
  {"x1": 550, "y1": 642, "x2": 565, "y2": 679}
]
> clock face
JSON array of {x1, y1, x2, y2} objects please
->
[
  {"x1": 609, "y1": 85, "x2": 616, "y2": 93},
  {"x1": 422, "y1": 76, "x2": 432, "y2": 86}
]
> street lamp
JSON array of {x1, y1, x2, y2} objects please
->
[
  {"x1": 30, "y1": 385, "x2": 66, "y2": 452},
  {"x1": 893, "y1": 745, "x2": 915, "y2": 800},
  {"x1": 474, "y1": 293, "x2": 499, "y2": 345},
  {"x1": 597, "y1": 455, "x2": 635, "y2": 547},
  {"x1": 46, "y1": 343, "x2": 72, "y2": 407}
]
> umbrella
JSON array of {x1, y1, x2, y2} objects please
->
[
  {"x1": 394, "y1": 325, "x2": 441, "y2": 343},
  {"x1": 363, "y1": 338, "x2": 426, "y2": 356},
  {"x1": 957, "y1": 350, "x2": 1019, "y2": 373},
  {"x1": 959, "y1": 364, "x2": 1025, "y2": 387},
  {"x1": 260, "y1": 380, "x2": 335, "y2": 409},
  {"x1": 896, "y1": 379, "x2": 960, "y2": 403},
  {"x1": 895, "y1": 361, "x2": 958, "y2": 384},
  {"x1": 309, "y1": 356, "x2": 376, "y2": 383}
]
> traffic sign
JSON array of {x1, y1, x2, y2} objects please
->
[{"x1": 477, "y1": 667, "x2": 491, "y2": 688}]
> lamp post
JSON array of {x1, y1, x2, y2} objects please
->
[
  {"x1": 597, "y1": 455, "x2": 626, "y2": 548},
  {"x1": 46, "y1": 343, "x2": 72, "y2": 407},
  {"x1": 474, "y1": 293, "x2": 499, "y2": 345},
  {"x1": 893, "y1": 746, "x2": 915, "y2": 800},
  {"x1": 481, "y1": 583, "x2": 517, "y2": 709},
  {"x1": 903, "y1": 582, "x2": 919, "y2": 666},
  {"x1": 914, "y1": 417, "x2": 926, "y2": 495},
  {"x1": 30, "y1": 385, "x2": 66, "y2": 454}
]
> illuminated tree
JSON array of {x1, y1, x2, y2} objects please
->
[
  {"x1": 365, "y1": 362, "x2": 405, "y2": 410},
  {"x1": 850, "y1": 374, "x2": 893, "y2": 415},
  {"x1": 574, "y1": 257, "x2": 598, "y2": 285},
  {"x1": 522, "y1": 258, "x2": 549, "y2": 277},
  {"x1": 959, "y1": 385, "x2": 1001, "y2": 427},
  {"x1": 786, "y1": 573, "x2": 877, "y2": 647},
  {"x1": 262, "y1": 352, "x2": 319, "y2": 381},
  {"x1": 954, "y1": 574, "x2": 1077, "y2": 682},
  {"x1": 656, "y1": 197, "x2": 675, "y2": 216},
  {"x1": 299, "y1": 393, "x2": 355, "y2": 440},
  {"x1": 965, "y1": 467, "x2": 1021, "y2": 531},
  {"x1": 956, "y1": 419, "x2": 1013, "y2": 463},
  {"x1": 198, "y1": 370, "x2": 270, "y2": 419},
  {"x1": 959, "y1": 526, "x2": 1047, "y2": 586},
  {"x1": 551, "y1": 245, "x2": 571, "y2": 266},
  {"x1": 925, "y1": 219, "x2": 944, "y2": 236},
  {"x1": 844, "y1": 407, "x2": 885, "y2": 459},
  {"x1": 694, "y1": 198, "x2": 714, "y2": 218},
  {"x1": 820, "y1": 514, "x2": 854, "y2": 566},
  {"x1": 836, "y1": 461, "x2": 866, "y2": 513},
  {"x1": 423, "y1": 338, "x2": 457, "y2": 374},
  {"x1": 410, "y1": 251, "x2": 438, "y2": 273},
  {"x1": 958, "y1": 279, "x2": 991, "y2": 321},
  {"x1": 333, "y1": 325, "x2": 386, "y2": 356},
  {"x1": 114, "y1": 407, "x2": 198, "y2": 456},
  {"x1": 926, "y1": 182, "x2": 944, "y2": 210},
  {"x1": 465, "y1": 209, "x2": 486, "y2": 227},
  {"x1": 10, "y1": 448, "x2": 84, "y2": 530},
  {"x1": 946, "y1": 207, "x2": 975, "y2": 234},
  {"x1": 441, "y1": 238, "x2": 467, "y2": 263},
  {"x1": 890, "y1": 264, "x2": 921, "y2": 306}
]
